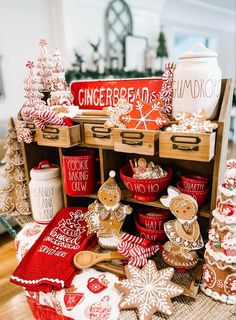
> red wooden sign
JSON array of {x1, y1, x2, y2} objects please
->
[{"x1": 70, "y1": 78, "x2": 163, "y2": 110}]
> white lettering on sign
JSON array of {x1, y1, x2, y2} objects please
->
[
  {"x1": 77, "y1": 87, "x2": 157, "y2": 107},
  {"x1": 173, "y1": 78, "x2": 221, "y2": 99}
]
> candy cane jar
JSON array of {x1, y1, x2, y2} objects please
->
[
  {"x1": 172, "y1": 43, "x2": 222, "y2": 120},
  {"x1": 29, "y1": 161, "x2": 63, "y2": 224}
]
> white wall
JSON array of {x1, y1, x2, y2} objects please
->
[
  {"x1": 60, "y1": 0, "x2": 166, "y2": 68},
  {"x1": 0, "y1": 0, "x2": 235, "y2": 122},
  {"x1": 161, "y1": 0, "x2": 236, "y2": 79},
  {"x1": 0, "y1": 0, "x2": 55, "y2": 121}
]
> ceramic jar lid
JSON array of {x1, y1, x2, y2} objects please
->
[
  {"x1": 30, "y1": 160, "x2": 60, "y2": 180},
  {"x1": 179, "y1": 43, "x2": 217, "y2": 59}
]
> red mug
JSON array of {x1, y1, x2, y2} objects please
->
[
  {"x1": 62, "y1": 149, "x2": 96, "y2": 196},
  {"x1": 87, "y1": 277, "x2": 108, "y2": 294}
]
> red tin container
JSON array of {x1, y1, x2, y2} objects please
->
[
  {"x1": 135, "y1": 217, "x2": 167, "y2": 243},
  {"x1": 120, "y1": 165, "x2": 173, "y2": 201},
  {"x1": 177, "y1": 181, "x2": 209, "y2": 207},
  {"x1": 138, "y1": 207, "x2": 170, "y2": 230},
  {"x1": 182, "y1": 174, "x2": 209, "y2": 191},
  {"x1": 62, "y1": 149, "x2": 96, "y2": 196},
  {"x1": 70, "y1": 78, "x2": 163, "y2": 110}
]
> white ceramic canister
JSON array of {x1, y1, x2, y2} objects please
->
[
  {"x1": 29, "y1": 160, "x2": 63, "y2": 224},
  {"x1": 172, "y1": 43, "x2": 222, "y2": 120}
]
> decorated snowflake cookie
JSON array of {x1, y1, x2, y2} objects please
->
[{"x1": 115, "y1": 260, "x2": 183, "y2": 319}]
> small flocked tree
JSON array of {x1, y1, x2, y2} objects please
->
[
  {"x1": 48, "y1": 49, "x2": 73, "y2": 106},
  {"x1": 157, "y1": 30, "x2": 168, "y2": 71},
  {"x1": 23, "y1": 61, "x2": 46, "y2": 111},
  {"x1": 36, "y1": 39, "x2": 53, "y2": 92}
]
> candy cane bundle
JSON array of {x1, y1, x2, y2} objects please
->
[
  {"x1": 37, "y1": 109, "x2": 65, "y2": 126},
  {"x1": 159, "y1": 62, "x2": 176, "y2": 119},
  {"x1": 117, "y1": 232, "x2": 159, "y2": 267}
]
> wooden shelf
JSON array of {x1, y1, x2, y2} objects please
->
[
  {"x1": 21, "y1": 79, "x2": 233, "y2": 226},
  {"x1": 84, "y1": 190, "x2": 211, "y2": 218}
]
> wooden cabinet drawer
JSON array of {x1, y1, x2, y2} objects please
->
[
  {"x1": 35, "y1": 124, "x2": 81, "y2": 148},
  {"x1": 159, "y1": 131, "x2": 216, "y2": 162},
  {"x1": 114, "y1": 128, "x2": 159, "y2": 155},
  {"x1": 84, "y1": 123, "x2": 113, "y2": 147}
]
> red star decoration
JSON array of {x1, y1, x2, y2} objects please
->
[{"x1": 119, "y1": 98, "x2": 170, "y2": 130}]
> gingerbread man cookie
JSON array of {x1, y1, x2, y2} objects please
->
[
  {"x1": 85, "y1": 171, "x2": 132, "y2": 249},
  {"x1": 103, "y1": 98, "x2": 132, "y2": 128},
  {"x1": 160, "y1": 187, "x2": 204, "y2": 269}
]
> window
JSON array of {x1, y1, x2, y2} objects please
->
[{"x1": 106, "y1": 0, "x2": 133, "y2": 68}]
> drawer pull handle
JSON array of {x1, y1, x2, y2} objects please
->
[
  {"x1": 122, "y1": 139, "x2": 143, "y2": 146},
  {"x1": 173, "y1": 144, "x2": 199, "y2": 151},
  {"x1": 93, "y1": 133, "x2": 110, "y2": 139},
  {"x1": 171, "y1": 135, "x2": 201, "y2": 144},
  {"x1": 43, "y1": 127, "x2": 60, "y2": 134},
  {"x1": 42, "y1": 134, "x2": 59, "y2": 140},
  {"x1": 91, "y1": 126, "x2": 111, "y2": 134},
  {"x1": 120, "y1": 131, "x2": 144, "y2": 139}
]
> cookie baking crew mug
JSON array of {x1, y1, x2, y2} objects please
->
[
  {"x1": 29, "y1": 160, "x2": 63, "y2": 224},
  {"x1": 172, "y1": 43, "x2": 222, "y2": 120}
]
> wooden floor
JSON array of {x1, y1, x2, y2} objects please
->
[
  {"x1": 0, "y1": 141, "x2": 235, "y2": 320},
  {"x1": 0, "y1": 233, "x2": 33, "y2": 320}
]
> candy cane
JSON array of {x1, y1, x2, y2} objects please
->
[
  {"x1": 34, "y1": 118, "x2": 46, "y2": 129},
  {"x1": 129, "y1": 245, "x2": 158, "y2": 257},
  {"x1": 121, "y1": 233, "x2": 144, "y2": 245},
  {"x1": 129, "y1": 256, "x2": 148, "y2": 267},
  {"x1": 37, "y1": 109, "x2": 65, "y2": 126},
  {"x1": 117, "y1": 241, "x2": 135, "y2": 255},
  {"x1": 21, "y1": 106, "x2": 36, "y2": 121}
]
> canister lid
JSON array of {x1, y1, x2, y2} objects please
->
[
  {"x1": 179, "y1": 43, "x2": 217, "y2": 59},
  {"x1": 30, "y1": 161, "x2": 60, "y2": 179}
]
